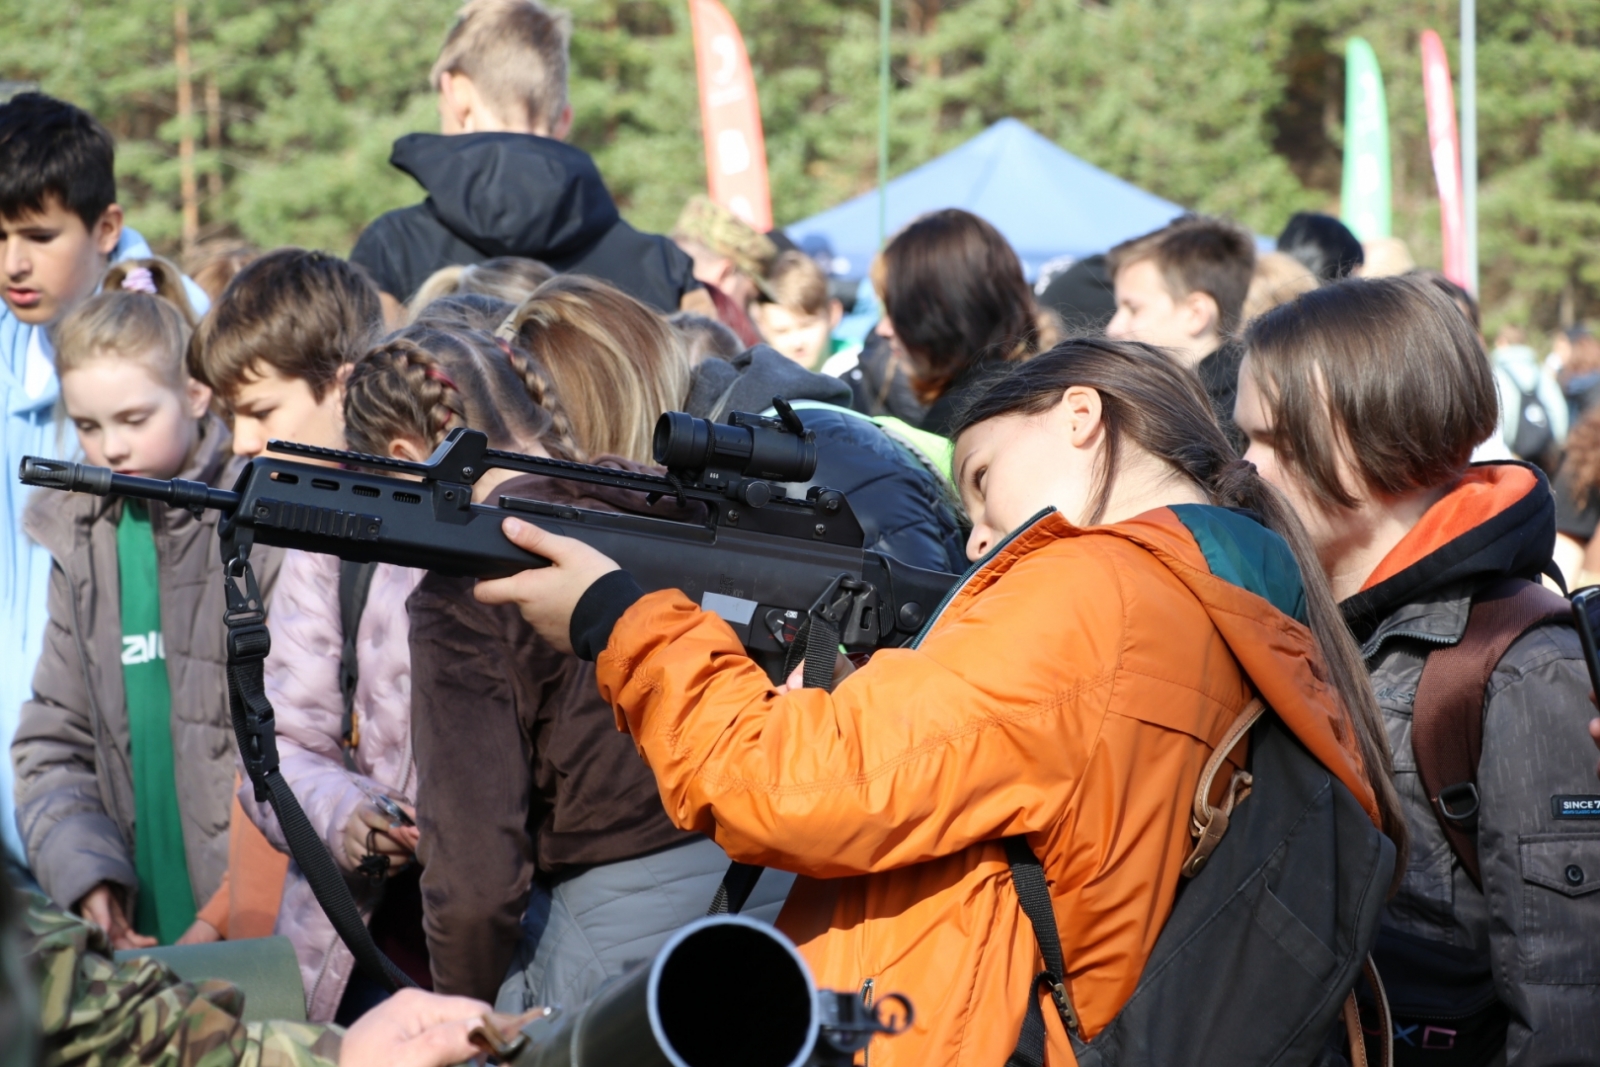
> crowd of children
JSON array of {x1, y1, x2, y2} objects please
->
[{"x1": 4, "y1": 2, "x2": 1600, "y2": 1066}]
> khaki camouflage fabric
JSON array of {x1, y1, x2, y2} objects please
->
[
  {"x1": 672, "y1": 194, "x2": 777, "y2": 282},
  {"x1": 21, "y1": 889, "x2": 342, "y2": 1067}
]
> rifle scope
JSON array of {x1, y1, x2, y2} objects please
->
[
  {"x1": 506, "y1": 915, "x2": 822, "y2": 1067},
  {"x1": 654, "y1": 410, "x2": 817, "y2": 483}
]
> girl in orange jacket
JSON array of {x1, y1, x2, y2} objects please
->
[{"x1": 476, "y1": 338, "x2": 1405, "y2": 1066}]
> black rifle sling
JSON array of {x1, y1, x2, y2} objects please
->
[
  {"x1": 337, "y1": 560, "x2": 378, "y2": 772},
  {"x1": 707, "y1": 603, "x2": 845, "y2": 915},
  {"x1": 1005, "y1": 836, "x2": 1081, "y2": 1067},
  {"x1": 223, "y1": 545, "x2": 415, "y2": 993}
]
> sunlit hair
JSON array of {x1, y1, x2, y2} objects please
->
[
  {"x1": 1242, "y1": 275, "x2": 1497, "y2": 510},
  {"x1": 876, "y1": 209, "x2": 1043, "y2": 402},
  {"x1": 343, "y1": 324, "x2": 579, "y2": 460},
  {"x1": 102, "y1": 256, "x2": 199, "y2": 327},
  {"x1": 190, "y1": 248, "x2": 382, "y2": 402},
  {"x1": 407, "y1": 257, "x2": 556, "y2": 322},
  {"x1": 762, "y1": 251, "x2": 829, "y2": 317},
  {"x1": 503, "y1": 274, "x2": 690, "y2": 464},
  {"x1": 1107, "y1": 214, "x2": 1256, "y2": 335},
  {"x1": 1241, "y1": 252, "x2": 1318, "y2": 323},
  {"x1": 430, "y1": 0, "x2": 570, "y2": 131},
  {"x1": 953, "y1": 337, "x2": 1408, "y2": 872},
  {"x1": 55, "y1": 289, "x2": 192, "y2": 391}
]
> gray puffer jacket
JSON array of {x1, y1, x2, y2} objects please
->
[
  {"x1": 12, "y1": 418, "x2": 279, "y2": 915},
  {"x1": 1343, "y1": 463, "x2": 1600, "y2": 1065}
]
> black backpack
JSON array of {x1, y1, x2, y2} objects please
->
[
  {"x1": 1509, "y1": 382, "x2": 1554, "y2": 462},
  {"x1": 1005, "y1": 702, "x2": 1396, "y2": 1067}
]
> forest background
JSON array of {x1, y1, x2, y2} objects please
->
[{"x1": 1, "y1": 0, "x2": 1597, "y2": 334}]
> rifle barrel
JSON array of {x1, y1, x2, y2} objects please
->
[{"x1": 19, "y1": 457, "x2": 240, "y2": 513}]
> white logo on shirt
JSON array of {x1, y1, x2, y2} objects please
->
[{"x1": 121, "y1": 631, "x2": 165, "y2": 665}]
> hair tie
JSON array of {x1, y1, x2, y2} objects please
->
[
  {"x1": 1222, "y1": 458, "x2": 1256, "y2": 478},
  {"x1": 120, "y1": 267, "x2": 158, "y2": 295},
  {"x1": 495, "y1": 338, "x2": 515, "y2": 361},
  {"x1": 423, "y1": 366, "x2": 460, "y2": 392}
]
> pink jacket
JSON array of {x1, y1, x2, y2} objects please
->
[{"x1": 237, "y1": 550, "x2": 423, "y2": 1021}]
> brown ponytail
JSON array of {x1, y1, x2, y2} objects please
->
[
  {"x1": 343, "y1": 325, "x2": 581, "y2": 461},
  {"x1": 951, "y1": 338, "x2": 1408, "y2": 871}
]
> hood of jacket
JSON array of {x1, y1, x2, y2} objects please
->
[
  {"x1": 23, "y1": 414, "x2": 234, "y2": 556},
  {"x1": 683, "y1": 345, "x2": 853, "y2": 421},
  {"x1": 1088, "y1": 505, "x2": 1379, "y2": 827},
  {"x1": 391, "y1": 132, "x2": 622, "y2": 263},
  {"x1": 1339, "y1": 462, "x2": 1554, "y2": 644}
]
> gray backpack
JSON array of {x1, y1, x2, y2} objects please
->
[{"x1": 1005, "y1": 702, "x2": 1396, "y2": 1067}]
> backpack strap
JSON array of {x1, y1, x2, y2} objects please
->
[
  {"x1": 1412, "y1": 577, "x2": 1571, "y2": 887},
  {"x1": 1003, "y1": 695, "x2": 1266, "y2": 1066},
  {"x1": 1003, "y1": 835, "x2": 1081, "y2": 1067},
  {"x1": 1342, "y1": 955, "x2": 1394, "y2": 1067},
  {"x1": 337, "y1": 560, "x2": 378, "y2": 773}
]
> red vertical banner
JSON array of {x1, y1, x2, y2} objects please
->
[
  {"x1": 689, "y1": 0, "x2": 772, "y2": 231},
  {"x1": 1420, "y1": 30, "x2": 1468, "y2": 288}
]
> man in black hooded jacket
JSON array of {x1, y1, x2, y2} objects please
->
[{"x1": 350, "y1": 0, "x2": 698, "y2": 317}]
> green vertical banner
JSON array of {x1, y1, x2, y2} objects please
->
[{"x1": 1341, "y1": 37, "x2": 1392, "y2": 241}]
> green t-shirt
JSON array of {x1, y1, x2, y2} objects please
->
[{"x1": 117, "y1": 502, "x2": 196, "y2": 944}]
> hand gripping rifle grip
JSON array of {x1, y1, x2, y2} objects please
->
[{"x1": 19, "y1": 456, "x2": 112, "y2": 495}]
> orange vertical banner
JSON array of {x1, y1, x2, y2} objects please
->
[
  {"x1": 1421, "y1": 29, "x2": 1468, "y2": 288},
  {"x1": 689, "y1": 0, "x2": 772, "y2": 231}
]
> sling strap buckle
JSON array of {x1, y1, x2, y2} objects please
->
[{"x1": 1435, "y1": 781, "x2": 1481, "y2": 826}]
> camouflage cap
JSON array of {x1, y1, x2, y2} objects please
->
[{"x1": 673, "y1": 195, "x2": 779, "y2": 284}]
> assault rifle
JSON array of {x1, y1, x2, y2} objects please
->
[
  {"x1": 21, "y1": 400, "x2": 956, "y2": 663},
  {"x1": 20, "y1": 400, "x2": 961, "y2": 992}
]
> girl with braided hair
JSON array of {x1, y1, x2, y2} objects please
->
[{"x1": 342, "y1": 323, "x2": 792, "y2": 1013}]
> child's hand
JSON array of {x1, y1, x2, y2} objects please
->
[
  {"x1": 338, "y1": 988, "x2": 491, "y2": 1067},
  {"x1": 341, "y1": 801, "x2": 421, "y2": 873},
  {"x1": 176, "y1": 918, "x2": 221, "y2": 944},
  {"x1": 76, "y1": 883, "x2": 157, "y2": 950},
  {"x1": 475, "y1": 519, "x2": 620, "y2": 655}
]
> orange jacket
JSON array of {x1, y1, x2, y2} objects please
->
[{"x1": 598, "y1": 507, "x2": 1379, "y2": 1066}]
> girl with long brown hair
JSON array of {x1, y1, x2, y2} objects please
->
[{"x1": 475, "y1": 337, "x2": 1404, "y2": 1066}]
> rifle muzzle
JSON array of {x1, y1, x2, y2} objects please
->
[
  {"x1": 19, "y1": 456, "x2": 112, "y2": 495},
  {"x1": 19, "y1": 456, "x2": 239, "y2": 513},
  {"x1": 509, "y1": 915, "x2": 819, "y2": 1067}
]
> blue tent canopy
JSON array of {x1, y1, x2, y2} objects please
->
[{"x1": 785, "y1": 118, "x2": 1187, "y2": 279}]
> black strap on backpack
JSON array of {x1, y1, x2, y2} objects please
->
[
  {"x1": 1003, "y1": 836, "x2": 1081, "y2": 1067},
  {"x1": 222, "y1": 535, "x2": 414, "y2": 993},
  {"x1": 1413, "y1": 577, "x2": 1570, "y2": 887},
  {"x1": 337, "y1": 560, "x2": 378, "y2": 772}
]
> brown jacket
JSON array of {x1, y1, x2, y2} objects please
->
[
  {"x1": 407, "y1": 460, "x2": 698, "y2": 1000},
  {"x1": 12, "y1": 417, "x2": 281, "y2": 916}
]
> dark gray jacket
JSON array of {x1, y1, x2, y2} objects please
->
[
  {"x1": 1344, "y1": 464, "x2": 1600, "y2": 1065},
  {"x1": 12, "y1": 419, "x2": 279, "y2": 915}
]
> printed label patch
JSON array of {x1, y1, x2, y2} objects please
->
[
  {"x1": 1551, "y1": 795, "x2": 1600, "y2": 819},
  {"x1": 121, "y1": 630, "x2": 165, "y2": 666}
]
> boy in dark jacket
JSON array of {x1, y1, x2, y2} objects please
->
[{"x1": 349, "y1": 0, "x2": 697, "y2": 318}]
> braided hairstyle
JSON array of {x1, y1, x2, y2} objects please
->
[
  {"x1": 951, "y1": 338, "x2": 1408, "y2": 878},
  {"x1": 343, "y1": 324, "x2": 581, "y2": 461}
]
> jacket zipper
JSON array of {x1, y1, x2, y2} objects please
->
[
  {"x1": 860, "y1": 977, "x2": 875, "y2": 1067},
  {"x1": 1361, "y1": 627, "x2": 1455, "y2": 664}
]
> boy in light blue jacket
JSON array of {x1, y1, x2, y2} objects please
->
[{"x1": 0, "y1": 93, "x2": 208, "y2": 859}]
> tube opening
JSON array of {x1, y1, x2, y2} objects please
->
[{"x1": 656, "y1": 923, "x2": 814, "y2": 1067}]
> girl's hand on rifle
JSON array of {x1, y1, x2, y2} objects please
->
[
  {"x1": 341, "y1": 800, "x2": 420, "y2": 873},
  {"x1": 476, "y1": 518, "x2": 620, "y2": 655}
]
